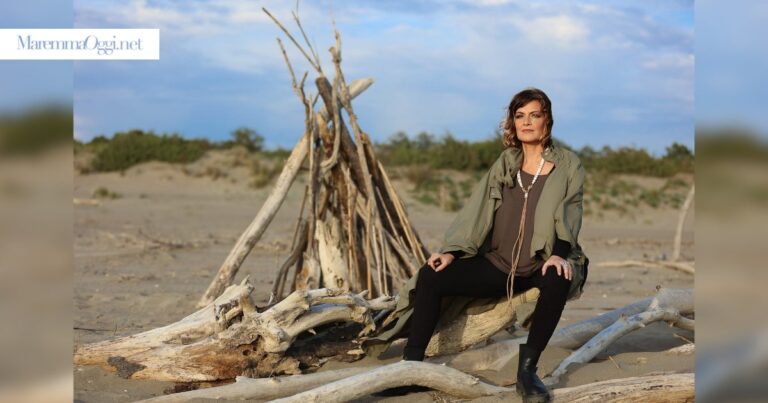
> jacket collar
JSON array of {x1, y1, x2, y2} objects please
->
[
  {"x1": 504, "y1": 144, "x2": 561, "y2": 167},
  {"x1": 498, "y1": 144, "x2": 562, "y2": 188}
]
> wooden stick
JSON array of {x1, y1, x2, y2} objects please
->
[
  {"x1": 595, "y1": 259, "x2": 694, "y2": 274},
  {"x1": 672, "y1": 184, "x2": 694, "y2": 262},
  {"x1": 196, "y1": 78, "x2": 375, "y2": 307},
  {"x1": 137, "y1": 367, "x2": 376, "y2": 402},
  {"x1": 271, "y1": 361, "x2": 511, "y2": 402},
  {"x1": 552, "y1": 373, "x2": 694, "y2": 402}
]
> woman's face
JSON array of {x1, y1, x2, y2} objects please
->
[{"x1": 513, "y1": 100, "x2": 547, "y2": 144}]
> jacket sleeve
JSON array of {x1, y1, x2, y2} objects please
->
[
  {"x1": 438, "y1": 155, "x2": 504, "y2": 258},
  {"x1": 554, "y1": 157, "x2": 585, "y2": 251}
]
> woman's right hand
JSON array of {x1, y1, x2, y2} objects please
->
[{"x1": 427, "y1": 252, "x2": 455, "y2": 272}]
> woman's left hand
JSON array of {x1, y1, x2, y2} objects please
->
[{"x1": 542, "y1": 255, "x2": 572, "y2": 280}]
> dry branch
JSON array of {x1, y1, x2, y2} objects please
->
[
  {"x1": 271, "y1": 361, "x2": 511, "y2": 402},
  {"x1": 672, "y1": 185, "x2": 695, "y2": 262},
  {"x1": 196, "y1": 78, "x2": 374, "y2": 307},
  {"x1": 552, "y1": 373, "x2": 694, "y2": 402},
  {"x1": 547, "y1": 288, "x2": 693, "y2": 383},
  {"x1": 595, "y1": 260, "x2": 695, "y2": 274},
  {"x1": 441, "y1": 288, "x2": 693, "y2": 372},
  {"x1": 138, "y1": 367, "x2": 376, "y2": 402},
  {"x1": 75, "y1": 282, "x2": 395, "y2": 382}
]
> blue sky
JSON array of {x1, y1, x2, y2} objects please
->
[{"x1": 68, "y1": 0, "x2": 696, "y2": 154}]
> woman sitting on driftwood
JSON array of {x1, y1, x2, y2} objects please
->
[{"x1": 378, "y1": 88, "x2": 588, "y2": 402}]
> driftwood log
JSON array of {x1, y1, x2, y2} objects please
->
[
  {"x1": 547, "y1": 288, "x2": 694, "y2": 383},
  {"x1": 439, "y1": 288, "x2": 693, "y2": 373},
  {"x1": 552, "y1": 373, "x2": 694, "y2": 402},
  {"x1": 74, "y1": 280, "x2": 396, "y2": 382},
  {"x1": 138, "y1": 366, "x2": 693, "y2": 402}
]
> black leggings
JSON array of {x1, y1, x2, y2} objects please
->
[{"x1": 404, "y1": 254, "x2": 571, "y2": 360}]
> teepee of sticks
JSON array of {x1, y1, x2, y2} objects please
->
[{"x1": 196, "y1": 9, "x2": 428, "y2": 309}]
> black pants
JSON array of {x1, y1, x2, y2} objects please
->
[{"x1": 404, "y1": 254, "x2": 571, "y2": 360}]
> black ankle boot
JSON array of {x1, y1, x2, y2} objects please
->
[{"x1": 516, "y1": 344, "x2": 551, "y2": 403}]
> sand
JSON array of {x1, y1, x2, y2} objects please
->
[{"x1": 73, "y1": 158, "x2": 694, "y2": 402}]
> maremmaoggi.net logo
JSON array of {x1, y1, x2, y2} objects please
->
[
  {"x1": 0, "y1": 29, "x2": 159, "y2": 60},
  {"x1": 17, "y1": 34, "x2": 144, "y2": 56}
]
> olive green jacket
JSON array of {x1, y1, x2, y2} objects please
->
[{"x1": 364, "y1": 144, "x2": 589, "y2": 355}]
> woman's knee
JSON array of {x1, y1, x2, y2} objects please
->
[
  {"x1": 540, "y1": 267, "x2": 572, "y2": 290},
  {"x1": 416, "y1": 264, "x2": 438, "y2": 287}
]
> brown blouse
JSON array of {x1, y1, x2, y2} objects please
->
[{"x1": 484, "y1": 167, "x2": 554, "y2": 277}]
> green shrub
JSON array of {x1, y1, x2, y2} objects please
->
[
  {"x1": 92, "y1": 186, "x2": 121, "y2": 199},
  {"x1": 249, "y1": 157, "x2": 284, "y2": 189},
  {"x1": 91, "y1": 130, "x2": 210, "y2": 172}
]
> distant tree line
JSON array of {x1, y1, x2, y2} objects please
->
[
  {"x1": 76, "y1": 127, "x2": 694, "y2": 176},
  {"x1": 76, "y1": 127, "x2": 288, "y2": 172},
  {"x1": 374, "y1": 131, "x2": 694, "y2": 177}
]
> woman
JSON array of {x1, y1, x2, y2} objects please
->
[{"x1": 377, "y1": 88, "x2": 587, "y2": 402}]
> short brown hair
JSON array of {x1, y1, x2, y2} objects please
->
[{"x1": 501, "y1": 88, "x2": 554, "y2": 149}]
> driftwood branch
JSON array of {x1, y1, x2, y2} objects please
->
[
  {"x1": 552, "y1": 373, "x2": 694, "y2": 402},
  {"x1": 138, "y1": 367, "x2": 376, "y2": 402},
  {"x1": 76, "y1": 283, "x2": 396, "y2": 382},
  {"x1": 272, "y1": 361, "x2": 511, "y2": 402},
  {"x1": 672, "y1": 184, "x2": 694, "y2": 262},
  {"x1": 595, "y1": 259, "x2": 695, "y2": 274},
  {"x1": 196, "y1": 78, "x2": 374, "y2": 308},
  {"x1": 547, "y1": 288, "x2": 693, "y2": 383},
  {"x1": 440, "y1": 288, "x2": 693, "y2": 372}
]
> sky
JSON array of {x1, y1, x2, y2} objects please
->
[
  {"x1": 0, "y1": 0, "x2": 700, "y2": 154},
  {"x1": 67, "y1": 0, "x2": 698, "y2": 154}
]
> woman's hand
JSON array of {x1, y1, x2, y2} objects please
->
[
  {"x1": 427, "y1": 252, "x2": 455, "y2": 272},
  {"x1": 542, "y1": 255, "x2": 572, "y2": 280}
]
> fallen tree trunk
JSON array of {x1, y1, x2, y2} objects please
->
[
  {"x1": 75, "y1": 282, "x2": 396, "y2": 382},
  {"x1": 552, "y1": 373, "x2": 694, "y2": 402},
  {"x1": 426, "y1": 287, "x2": 540, "y2": 356}
]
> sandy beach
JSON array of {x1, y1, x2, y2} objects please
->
[{"x1": 73, "y1": 154, "x2": 694, "y2": 402}]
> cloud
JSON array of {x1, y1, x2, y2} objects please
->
[
  {"x1": 509, "y1": 15, "x2": 590, "y2": 47},
  {"x1": 73, "y1": 0, "x2": 694, "y2": 152}
]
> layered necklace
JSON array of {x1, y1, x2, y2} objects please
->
[{"x1": 506, "y1": 156, "x2": 546, "y2": 301}]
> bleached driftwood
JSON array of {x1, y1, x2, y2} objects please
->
[
  {"x1": 315, "y1": 214, "x2": 350, "y2": 290},
  {"x1": 271, "y1": 361, "x2": 511, "y2": 403},
  {"x1": 196, "y1": 78, "x2": 375, "y2": 308},
  {"x1": 75, "y1": 281, "x2": 395, "y2": 382},
  {"x1": 672, "y1": 185, "x2": 694, "y2": 262},
  {"x1": 596, "y1": 259, "x2": 695, "y2": 274},
  {"x1": 552, "y1": 373, "x2": 694, "y2": 402},
  {"x1": 138, "y1": 367, "x2": 375, "y2": 402},
  {"x1": 547, "y1": 288, "x2": 693, "y2": 383},
  {"x1": 425, "y1": 288, "x2": 540, "y2": 357},
  {"x1": 665, "y1": 343, "x2": 695, "y2": 355},
  {"x1": 598, "y1": 185, "x2": 695, "y2": 275},
  {"x1": 258, "y1": 8, "x2": 427, "y2": 300},
  {"x1": 440, "y1": 288, "x2": 693, "y2": 372}
]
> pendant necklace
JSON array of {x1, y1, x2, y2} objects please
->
[{"x1": 506, "y1": 156, "x2": 546, "y2": 302}]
